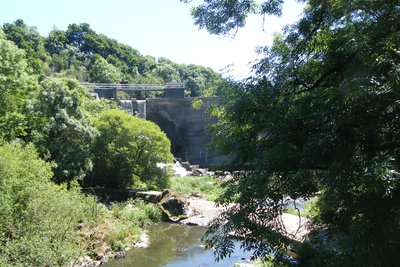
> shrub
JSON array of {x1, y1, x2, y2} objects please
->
[
  {"x1": 106, "y1": 200, "x2": 161, "y2": 251},
  {"x1": 87, "y1": 109, "x2": 173, "y2": 189},
  {"x1": 0, "y1": 142, "x2": 96, "y2": 266},
  {"x1": 170, "y1": 175, "x2": 224, "y2": 201}
]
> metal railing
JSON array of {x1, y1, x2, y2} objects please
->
[{"x1": 80, "y1": 82, "x2": 185, "y2": 91}]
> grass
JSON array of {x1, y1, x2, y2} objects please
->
[
  {"x1": 105, "y1": 199, "x2": 161, "y2": 251},
  {"x1": 284, "y1": 197, "x2": 318, "y2": 218},
  {"x1": 169, "y1": 175, "x2": 225, "y2": 201},
  {"x1": 79, "y1": 199, "x2": 162, "y2": 255}
]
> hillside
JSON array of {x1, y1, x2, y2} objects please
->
[{"x1": 2, "y1": 19, "x2": 224, "y2": 97}]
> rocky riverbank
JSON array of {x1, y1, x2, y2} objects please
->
[
  {"x1": 75, "y1": 189, "x2": 309, "y2": 266},
  {"x1": 137, "y1": 189, "x2": 309, "y2": 239},
  {"x1": 182, "y1": 196, "x2": 309, "y2": 241}
]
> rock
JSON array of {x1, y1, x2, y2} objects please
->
[
  {"x1": 191, "y1": 164, "x2": 200, "y2": 170},
  {"x1": 158, "y1": 189, "x2": 193, "y2": 222},
  {"x1": 181, "y1": 162, "x2": 192, "y2": 171},
  {"x1": 180, "y1": 198, "x2": 225, "y2": 226},
  {"x1": 192, "y1": 168, "x2": 208, "y2": 176},
  {"x1": 135, "y1": 191, "x2": 162, "y2": 203}
]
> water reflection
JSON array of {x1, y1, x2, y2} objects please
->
[{"x1": 104, "y1": 222, "x2": 253, "y2": 267}]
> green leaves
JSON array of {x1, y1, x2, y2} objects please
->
[
  {"x1": 182, "y1": 0, "x2": 285, "y2": 35},
  {"x1": 27, "y1": 78, "x2": 97, "y2": 183},
  {"x1": 90, "y1": 55, "x2": 122, "y2": 83},
  {"x1": 188, "y1": 0, "x2": 400, "y2": 264},
  {"x1": 87, "y1": 109, "x2": 173, "y2": 189},
  {"x1": 0, "y1": 34, "x2": 36, "y2": 141},
  {"x1": 0, "y1": 143, "x2": 92, "y2": 266}
]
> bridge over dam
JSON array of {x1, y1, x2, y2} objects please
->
[{"x1": 80, "y1": 82, "x2": 227, "y2": 168}]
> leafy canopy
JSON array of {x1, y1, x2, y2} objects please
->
[
  {"x1": 27, "y1": 78, "x2": 97, "y2": 184},
  {"x1": 87, "y1": 109, "x2": 173, "y2": 189},
  {"x1": 183, "y1": 0, "x2": 400, "y2": 265},
  {"x1": 0, "y1": 31, "x2": 37, "y2": 141}
]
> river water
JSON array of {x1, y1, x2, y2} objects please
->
[{"x1": 103, "y1": 222, "x2": 254, "y2": 267}]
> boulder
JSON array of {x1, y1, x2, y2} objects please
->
[
  {"x1": 181, "y1": 162, "x2": 192, "y2": 171},
  {"x1": 134, "y1": 191, "x2": 162, "y2": 204},
  {"x1": 192, "y1": 168, "x2": 207, "y2": 176},
  {"x1": 158, "y1": 189, "x2": 193, "y2": 222}
]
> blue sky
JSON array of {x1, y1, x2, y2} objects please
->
[{"x1": 1, "y1": 0, "x2": 303, "y2": 78}]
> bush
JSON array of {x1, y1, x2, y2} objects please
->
[
  {"x1": 170, "y1": 175, "x2": 224, "y2": 201},
  {"x1": 0, "y1": 142, "x2": 97, "y2": 266},
  {"x1": 106, "y1": 200, "x2": 161, "y2": 251},
  {"x1": 87, "y1": 109, "x2": 173, "y2": 189}
]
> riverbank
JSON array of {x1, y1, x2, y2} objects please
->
[
  {"x1": 78, "y1": 184, "x2": 309, "y2": 267},
  {"x1": 99, "y1": 194, "x2": 309, "y2": 267},
  {"x1": 102, "y1": 223, "x2": 256, "y2": 267},
  {"x1": 181, "y1": 196, "x2": 309, "y2": 241},
  {"x1": 71, "y1": 200, "x2": 161, "y2": 267}
]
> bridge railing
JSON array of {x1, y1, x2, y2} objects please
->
[{"x1": 80, "y1": 82, "x2": 185, "y2": 91}]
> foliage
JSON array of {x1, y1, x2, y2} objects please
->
[
  {"x1": 87, "y1": 109, "x2": 173, "y2": 189},
  {"x1": 181, "y1": 0, "x2": 283, "y2": 35},
  {"x1": 184, "y1": 0, "x2": 400, "y2": 265},
  {"x1": 90, "y1": 55, "x2": 122, "y2": 83},
  {"x1": 0, "y1": 142, "x2": 161, "y2": 265},
  {"x1": 27, "y1": 78, "x2": 97, "y2": 183},
  {"x1": 284, "y1": 197, "x2": 318, "y2": 219},
  {"x1": 170, "y1": 175, "x2": 225, "y2": 201},
  {"x1": 82, "y1": 97, "x2": 118, "y2": 118},
  {"x1": 2, "y1": 19, "x2": 48, "y2": 77},
  {"x1": 0, "y1": 31, "x2": 37, "y2": 141},
  {"x1": 2, "y1": 19, "x2": 225, "y2": 97},
  {"x1": 191, "y1": 99, "x2": 204, "y2": 109},
  {"x1": 0, "y1": 142, "x2": 97, "y2": 266},
  {"x1": 106, "y1": 200, "x2": 161, "y2": 251}
]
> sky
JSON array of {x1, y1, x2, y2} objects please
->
[{"x1": 0, "y1": 0, "x2": 304, "y2": 79}]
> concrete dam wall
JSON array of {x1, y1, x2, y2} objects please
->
[{"x1": 127, "y1": 97, "x2": 226, "y2": 168}]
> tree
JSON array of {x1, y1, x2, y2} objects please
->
[
  {"x1": 2, "y1": 19, "x2": 48, "y2": 76},
  {"x1": 87, "y1": 109, "x2": 173, "y2": 189},
  {"x1": 44, "y1": 29, "x2": 68, "y2": 55},
  {"x1": 181, "y1": 0, "x2": 283, "y2": 35},
  {"x1": 90, "y1": 55, "x2": 122, "y2": 83},
  {"x1": 27, "y1": 78, "x2": 96, "y2": 184},
  {"x1": 0, "y1": 29, "x2": 37, "y2": 141},
  {"x1": 183, "y1": 0, "x2": 400, "y2": 265}
]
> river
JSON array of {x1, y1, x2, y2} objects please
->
[{"x1": 103, "y1": 222, "x2": 254, "y2": 267}]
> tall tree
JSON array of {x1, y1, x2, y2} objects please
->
[
  {"x1": 90, "y1": 55, "x2": 122, "y2": 83},
  {"x1": 27, "y1": 78, "x2": 96, "y2": 184},
  {"x1": 0, "y1": 29, "x2": 37, "y2": 141},
  {"x1": 2, "y1": 19, "x2": 47, "y2": 76},
  {"x1": 183, "y1": 0, "x2": 400, "y2": 265}
]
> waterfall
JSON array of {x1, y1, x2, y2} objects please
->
[
  {"x1": 136, "y1": 100, "x2": 146, "y2": 119},
  {"x1": 119, "y1": 100, "x2": 133, "y2": 114}
]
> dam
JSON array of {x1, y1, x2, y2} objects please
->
[{"x1": 81, "y1": 82, "x2": 226, "y2": 168}]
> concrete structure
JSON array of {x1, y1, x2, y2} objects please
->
[
  {"x1": 82, "y1": 82, "x2": 226, "y2": 167},
  {"x1": 144, "y1": 97, "x2": 226, "y2": 167}
]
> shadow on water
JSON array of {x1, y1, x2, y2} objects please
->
[{"x1": 104, "y1": 222, "x2": 253, "y2": 267}]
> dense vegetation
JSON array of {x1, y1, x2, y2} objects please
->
[
  {"x1": 0, "y1": 142, "x2": 161, "y2": 266},
  {"x1": 170, "y1": 175, "x2": 225, "y2": 201},
  {"x1": 181, "y1": 0, "x2": 400, "y2": 266},
  {"x1": 87, "y1": 109, "x2": 173, "y2": 189},
  {"x1": 0, "y1": 17, "x2": 225, "y2": 266},
  {"x1": 2, "y1": 19, "x2": 225, "y2": 97}
]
